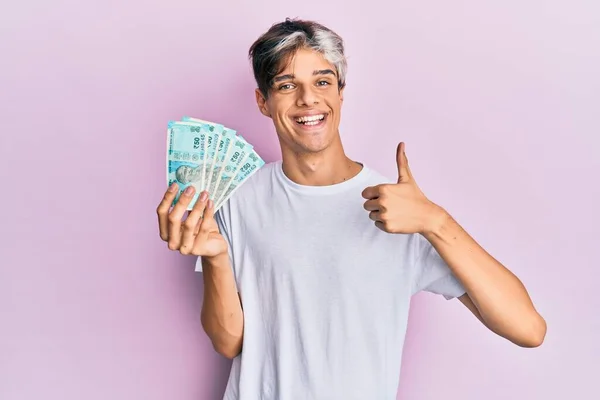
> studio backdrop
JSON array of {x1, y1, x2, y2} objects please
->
[{"x1": 1, "y1": 1, "x2": 598, "y2": 399}]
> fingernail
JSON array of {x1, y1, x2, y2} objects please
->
[
  {"x1": 208, "y1": 199, "x2": 214, "y2": 209},
  {"x1": 184, "y1": 186, "x2": 194, "y2": 196},
  {"x1": 168, "y1": 182, "x2": 177, "y2": 192},
  {"x1": 200, "y1": 191, "x2": 208, "y2": 202}
]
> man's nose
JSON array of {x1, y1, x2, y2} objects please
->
[{"x1": 296, "y1": 85, "x2": 319, "y2": 106}]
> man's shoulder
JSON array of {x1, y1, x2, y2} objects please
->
[
  {"x1": 361, "y1": 164, "x2": 395, "y2": 186},
  {"x1": 218, "y1": 161, "x2": 279, "y2": 209},
  {"x1": 239, "y1": 160, "x2": 280, "y2": 192},
  {"x1": 250, "y1": 160, "x2": 280, "y2": 182}
]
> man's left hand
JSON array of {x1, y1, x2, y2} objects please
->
[{"x1": 361, "y1": 142, "x2": 445, "y2": 235}]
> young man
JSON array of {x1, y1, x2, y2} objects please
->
[{"x1": 157, "y1": 18, "x2": 546, "y2": 400}]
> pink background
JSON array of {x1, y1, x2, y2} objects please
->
[{"x1": 1, "y1": 1, "x2": 598, "y2": 399}]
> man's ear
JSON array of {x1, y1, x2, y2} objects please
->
[
  {"x1": 255, "y1": 88, "x2": 271, "y2": 118},
  {"x1": 339, "y1": 84, "x2": 345, "y2": 102}
]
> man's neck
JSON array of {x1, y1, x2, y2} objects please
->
[{"x1": 280, "y1": 146, "x2": 363, "y2": 187}]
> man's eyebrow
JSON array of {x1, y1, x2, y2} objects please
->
[
  {"x1": 313, "y1": 69, "x2": 336, "y2": 77},
  {"x1": 273, "y1": 69, "x2": 337, "y2": 83},
  {"x1": 273, "y1": 74, "x2": 294, "y2": 83}
]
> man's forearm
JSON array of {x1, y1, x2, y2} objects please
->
[
  {"x1": 200, "y1": 253, "x2": 244, "y2": 358},
  {"x1": 423, "y1": 206, "x2": 547, "y2": 347}
]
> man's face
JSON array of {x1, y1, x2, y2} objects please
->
[{"x1": 255, "y1": 48, "x2": 344, "y2": 155}]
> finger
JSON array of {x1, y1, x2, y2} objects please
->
[
  {"x1": 186, "y1": 190, "x2": 209, "y2": 225},
  {"x1": 396, "y1": 142, "x2": 413, "y2": 183},
  {"x1": 361, "y1": 185, "x2": 382, "y2": 200},
  {"x1": 157, "y1": 182, "x2": 179, "y2": 241},
  {"x1": 181, "y1": 191, "x2": 209, "y2": 254},
  {"x1": 167, "y1": 185, "x2": 196, "y2": 249},
  {"x1": 363, "y1": 199, "x2": 381, "y2": 212},
  {"x1": 195, "y1": 198, "x2": 215, "y2": 242},
  {"x1": 199, "y1": 199, "x2": 216, "y2": 232},
  {"x1": 369, "y1": 210, "x2": 380, "y2": 222}
]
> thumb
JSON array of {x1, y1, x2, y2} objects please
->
[{"x1": 396, "y1": 142, "x2": 412, "y2": 183}]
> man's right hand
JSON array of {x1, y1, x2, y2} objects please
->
[{"x1": 157, "y1": 183, "x2": 228, "y2": 258}]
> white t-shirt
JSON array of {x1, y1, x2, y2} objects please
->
[{"x1": 196, "y1": 160, "x2": 466, "y2": 400}]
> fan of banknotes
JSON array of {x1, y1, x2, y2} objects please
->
[{"x1": 166, "y1": 116, "x2": 265, "y2": 212}]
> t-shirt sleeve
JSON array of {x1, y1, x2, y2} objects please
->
[
  {"x1": 411, "y1": 234, "x2": 466, "y2": 300},
  {"x1": 194, "y1": 200, "x2": 235, "y2": 274}
]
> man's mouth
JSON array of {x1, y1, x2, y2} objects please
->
[{"x1": 294, "y1": 114, "x2": 326, "y2": 126}]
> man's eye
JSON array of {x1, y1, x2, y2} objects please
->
[
  {"x1": 317, "y1": 80, "x2": 330, "y2": 86},
  {"x1": 279, "y1": 84, "x2": 294, "y2": 90}
]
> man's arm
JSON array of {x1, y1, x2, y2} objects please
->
[
  {"x1": 424, "y1": 208, "x2": 547, "y2": 348},
  {"x1": 362, "y1": 142, "x2": 546, "y2": 347},
  {"x1": 200, "y1": 253, "x2": 244, "y2": 359},
  {"x1": 157, "y1": 184, "x2": 244, "y2": 358}
]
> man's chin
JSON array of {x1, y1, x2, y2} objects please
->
[
  {"x1": 293, "y1": 137, "x2": 333, "y2": 154},
  {"x1": 277, "y1": 126, "x2": 337, "y2": 154}
]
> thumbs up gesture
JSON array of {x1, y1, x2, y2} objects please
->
[{"x1": 361, "y1": 142, "x2": 444, "y2": 235}]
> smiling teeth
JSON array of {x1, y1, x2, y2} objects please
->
[{"x1": 296, "y1": 114, "x2": 325, "y2": 124}]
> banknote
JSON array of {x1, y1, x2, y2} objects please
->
[
  {"x1": 166, "y1": 117, "x2": 265, "y2": 211},
  {"x1": 214, "y1": 150, "x2": 264, "y2": 210}
]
